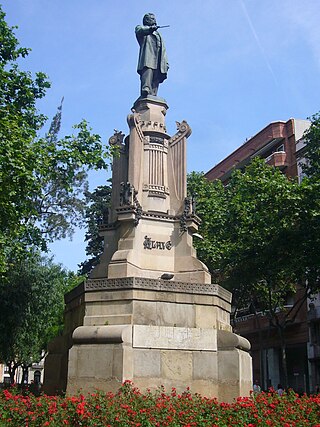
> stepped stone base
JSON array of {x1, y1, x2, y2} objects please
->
[{"x1": 43, "y1": 277, "x2": 252, "y2": 401}]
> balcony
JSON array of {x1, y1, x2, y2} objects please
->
[{"x1": 266, "y1": 151, "x2": 287, "y2": 169}]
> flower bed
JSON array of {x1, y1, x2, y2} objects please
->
[{"x1": 0, "y1": 382, "x2": 320, "y2": 426}]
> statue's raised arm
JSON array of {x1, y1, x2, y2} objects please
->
[{"x1": 135, "y1": 13, "x2": 169, "y2": 98}]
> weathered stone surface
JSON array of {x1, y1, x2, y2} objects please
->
[
  {"x1": 133, "y1": 348, "x2": 161, "y2": 377},
  {"x1": 193, "y1": 351, "x2": 218, "y2": 379},
  {"x1": 217, "y1": 329, "x2": 251, "y2": 351},
  {"x1": 133, "y1": 325, "x2": 217, "y2": 351},
  {"x1": 217, "y1": 348, "x2": 252, "y2": 402},
  {"x1": 161, "y1": 350, "x2": 193, "y2": 382},
  {"x1": 45, "y1": 275, "x2": 252, "y2": 401},
  {"x1": 72, "y1": 325, "x2": 132, "y2": 345}
]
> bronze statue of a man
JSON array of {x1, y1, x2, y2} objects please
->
[{"x1": 135, "y1": 13, "x2": 169, "y2": 97}]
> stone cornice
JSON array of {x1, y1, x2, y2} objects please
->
[
  {"x1": 65, "y1": 277, "x2": 231, "y2": 304},
  {"x1": 98, "y1": 212, "x2": 199, "y2": 229}
]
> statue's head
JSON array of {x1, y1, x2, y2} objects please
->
[{"x1": 143, "y1": 13, "x2": 157, "y2": 26}]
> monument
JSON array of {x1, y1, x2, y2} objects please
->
[{"x1": 43, "y1": 13, "x2": 252, "y2": 402}]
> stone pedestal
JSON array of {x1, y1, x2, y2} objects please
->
[
  {"x1": 43, "y1": 96, "x2": 252, "y2": 400},
  {"x1": 90, "y1": 97, "x2": 211, "y2": 284},
  {"x1": 44, "y1": 278, "x2": 252, "y2": 401}
]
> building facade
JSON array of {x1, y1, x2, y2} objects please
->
[
  {"x1": 205, "y1": 118, "x2": 320, "y2": 393},
  {"x1": 206, "y1": 119, "x2": 310, "y2": 183},
  {"x1": 0, "y1": 361, "x2": 44, "y2": 387}
]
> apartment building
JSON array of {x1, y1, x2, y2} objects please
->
[{"x1": 205, "y1": 118, "x2": 320, "y2": 393}]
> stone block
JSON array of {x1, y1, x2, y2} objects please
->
[
  {"x1": 84, "y1": 315, "x2": 132, "y2": 326},
  {"x1": 133, "y1": 348, "x2": 161, "y2": 378},
  {"x1": 175, "y1": 292, "x2": 194, "y2": 304},
  {"x1": 217, "y1": 348, "x2": 252, "y2": 402},
  {"x1": 161, "y1": 350, "x2": 193, "y2": 382},
  {"x1": 67, "y1": 343, "x2": 126, "y2": 395},
  {"x1": 133, "y1": 325, "x2": 217, "y2": 351},
  {"x1": 195, "y1": 305, "x2": 217, "y2": 329},
  {"x1": 122, "y1": 345, "x2": 134, "y2": 379},
  {"x1": 154, "y1": 301, "x2": 195, "y2": 327},
  {"x1": 67, "y1": 377, "x2": 122, "y2": 396},
  {"x1": 70, "y1": 345, "x2": 114, "y2": 378},
  {"x1": 132, "y1": 300, "x2": 157, "y2": 325},
  {"x1": 193, "y1": 351, "x2": 218, "y2": 380},
  {"x1": 43, "y1": 352, "x2": 68, "y2": 395},
  {"x1": 191, "y1": 380, "x2": 218, "y2": 398},
  {"x1": 85, "y1": 290, "x2": 134, "y2": 303}
]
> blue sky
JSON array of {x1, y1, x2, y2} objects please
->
[{"x1": 3, "y1": 0, "x2": 320, "y2": 271}]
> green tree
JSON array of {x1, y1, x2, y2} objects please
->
[
  {"x1": 78, "y1": 184, "x2": 112, "y2": 276},
  {"x1": 0, "y1": 254, "x2": 75, "y2": 384},
  {"x1": 302, "y1": 113, "x2": 320, "y2": 180},
  {"x1": 187, "y1": 171, "x2": 228, "y2": 281},
  {"x1": 188, "y1": 159, "x2": 306, "y2": 387},
  {"x1": 0, "y1": 6, "x2": 113, "y2": 273},
  {"x1": 297, "y1": 113, "x2": 320, "y2": 301},
  {"x1": 0, "y1": 5, "x2": 49, "y2": 271},
  {"x1": 0, "y1": 5, "x2": 114, "y2": 383}
]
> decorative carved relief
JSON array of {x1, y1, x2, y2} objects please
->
[
  {"x1": 109, "y1": 130, "x2": 125, "y2": 146},
  {"x1": 133, "y1": 190, "x2": 142, "y2": 226},
  {"x1": 140, "y1": 120, "x2": 167, "y2": 133},
  {"x1": 168, "y1": 120, "x2": 192, "y2": 148},
  {"x1": 143, "y1": 135, "x2": 169, "y2": 198},
  {"x1": 119, "y1": 182, "x2": 133, "y2": 206},
  {"x1": 119, "y1": 182, "x2": 142, "y2": 226},
  {"x1": 167, "y1": 120, "x2": 191, "y2": 204},
  {"x1": 180, "y1": 197, "x2": 192, "y2": 232},
  {"x1": 82, "y1": 277, "x2": 229, "y2": 300},
  {"x1": 127, "y1": 112, "x2": 146, "y2": 143}
]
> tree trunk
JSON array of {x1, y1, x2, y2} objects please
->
[
  {"x1": 21, "y1": 365, "x2": 29, "y2": 385},
  {"x1": 252, "y1": 306, "x2": 265, "y2": 389},
  {"x1": 7, "y1": 361, "x2": 19, "y2": 384},
  {"x1": 258, "y1": 323, "x2": 265, "y2": 389},
  {"x1": 278, "y1": 327, "x2": 288, "y2": 388}
]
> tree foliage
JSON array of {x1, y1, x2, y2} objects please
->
[
  {"x1": 0, "y1": 6, "x2": 49, "y2": 271},
  {"x1": 0, "y1": 6, "x2": 113, "y2": 274},
  {"x1": 0, "y1": 253, "x2": 75, "y2": 383},
  {"x1": 0, "y1": 5, "x2": 114, "y2": 380},
  {"x1": 188, "y1": 158, "x2": 314, "y2": 386},
  {"x1": 302, "y1": 112, "x2": 320, "y2": 180},
  {"x1": 188, "y1": 120, "x2": 320, "y2": 385},
  {"x1": 187, "y1": 171, "x2": 228, "y2": 280},
  {"x1": 188, "y1": 159, "x2": 303, "y2": 300},
  {"x1": 78, "y1": 184, "x2": 112, "y2": 276},
  {"x1": 297, "y1": 113, "x2": 320, "y2": 296}
]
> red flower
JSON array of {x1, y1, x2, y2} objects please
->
[{"x1": 76, "y1": 402, "x2": 86, "y2": 416}]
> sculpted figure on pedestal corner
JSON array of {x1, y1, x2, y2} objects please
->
[{"x1": 135, "y1": 13, "x2": 169, "y2": 97}]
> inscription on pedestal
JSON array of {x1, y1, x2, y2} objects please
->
[
  {"x1": 133, "y1": 325, "x2": 217, "y2": 351},
  {"x1": 143, "y1": 235, "x2": 172, "y2": 250}
]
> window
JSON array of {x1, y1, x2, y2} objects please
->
[{"x1": 310, "y1": 321, "x2": 320, "y2": 345}]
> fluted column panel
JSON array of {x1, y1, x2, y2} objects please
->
[{"x1": 144, "y1": 138, "x2": 169, "y2": 197}]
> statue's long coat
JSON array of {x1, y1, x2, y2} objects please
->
[{"x1": 135, "y1": 25, "x2": 169, "y2": 82}]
